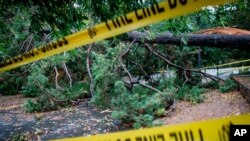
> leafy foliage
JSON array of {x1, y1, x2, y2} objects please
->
[
  {"x1": 24, "y1": 82, "x2": 88, "y2": 112},
  {"x1": 91, "y1": 0, "x2": 157, "y2": 21},
  {"x1": 21, "y1": 65, "x2": 48, "y2": 97},
  {"x1": 24, "y1": 99, "x2": 43, "y2": 113},
  {"x1": 11, "y1": 132, "x2": 27, "y2": 141},
  {"x1": 91, "y1": 44, "x2": 121, "y2": 108},
  {"x1": 0, "y1": 73, "x2": 23, "y2": 95},
  {"x1": 176, "y1": 85, "x2": 205, "y2": 103},
  {"x1": 46, "y1": 82, "x2": 88, "y2": 101},
  {"x1": 110, "y1": 78, "x2": 176, "y2": 127},
  {"x1": 219, "y1": 79, "x2": 237, "y2": 93}
]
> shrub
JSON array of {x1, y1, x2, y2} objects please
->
[
  {"x1": 23, "y1": 99, "x2": 42, "y2": 113},
  {"x1": 176, "y1": 85, "x2": 205, "y2": 103},
  {"x1": 111, "y1": 81, "x2": 174, "y2": 127},
  {"x1": 206, "y1": 81, "x2": 220, "y2": 89},
  {"x1": 91, "y1": 50, "x2": 120, "y2": 108},
  {"x1": 46, "y1": 82, "x2": 88, "y2": 101},
  {"x1": 24, "y1": 82, "x2": 88, "y2": 112},
  {"x1": 219, "y1": 79, "x2": 237, "y2": 93},
  {"x1": 21, "y1": 65, "x2": 48, "y2": 97},
  {"x1": 0, "y1": 74, "x2": 24, "y2": 95},
  {"x1": 24, "y1": 95, "x2": 57, "y2": 113},
  {"x1": 189, "y1": 86, "x2": 205, "y2": 103}
]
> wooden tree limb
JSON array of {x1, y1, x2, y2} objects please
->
[
  {"x1": 129, "y1": 60, "x2": 150, "y2": 79},
  {"x1": 118, "y1": 41, "x2": 162, "y2": 93},
  {"x1": 54, "y1": 66, "x2": 62, "y2": 89},
  {"x1": 118, "y1": 48, "x2": 133, "y2": 83},
  {"x1": 144, "y1": 44, "x2": 224, "y2": 82},
  {"x1": 86, "y1": 44, "x2": 94, "y2": 97},
  {"x1": 118, "y1": 41, "x2": 136, "y2": 88},
  {"x1": 62, "y1": 62, "x2": 72, "y2": 87},
  {"x1": 139, "y1": 81, "x2": 161, "y2": 93},
  {"x1": 20, "y1": 35, "x2": 33, "y2": 52},
  {"x1": 34, "y1": 81, "x2": 67, "y2": 105},
  {"x1": 182, "y1": 70, "x2": 189, "y2": 86},
  {"x1": 35, "y1": 81, "x2": 88, "y2": 106},
  {"x1": 127, "y1": 31, "x2": 250, "y2": 49}
]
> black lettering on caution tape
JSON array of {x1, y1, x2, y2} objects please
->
[
  {"x1": 37, "y1": 37, "x2": 68, "y2": 53},
  {"x1": 115, "y1": 134, "x2": 165, "y2": 141},
  {"x1": 0, "y1": 37, "x2": 69, "y2": 68},
  {"x1": 105, "y1": 3, "x2": 165, "y2": 31},
  {"x1": 88, "y1": 27, "x2": 97, "y2": 39},
  {"x1": 135, "y1": 3, "x2": 165, "y2": 21},
  {"x1": 106, "y1": 14, "x2": 133, "y2": 31},
  {"x1": 170, "y1": 129, "x2": 203, "y2": 141},
  {"x1": 168, "y1": 0, "x2": 188, "y2": 9},
  {"x1": 218, "y1": 122, "x2": 233, "y2": 141}
]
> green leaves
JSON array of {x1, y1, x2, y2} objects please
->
[
  {"x1": 219, "y1": 79, "x2": 237, "y2": 93},
  {"x1": 23, "y1": 99, "x2": 42, "y2": 113},
  {"x1": 176, "y1": 85, "x2": 205, "y2": 103},
  {"x1": 21, "y1": 65, "x2": 48, "y2": 97}
]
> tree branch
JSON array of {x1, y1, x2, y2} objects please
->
[
  {"x1": 118, "y1": 41, "x2": 136, "y2": 88},
  {"x1": 139, "y1": 80, "x2": 161, "y2": 93},
  {"x1": 86, "y1": 44, "x2": 94, "y2": 97},
  {"x1": 129, "y1": 60, "x2": 151, "y2": 80},
  {"x1": 62, "y1": 62, "x2": 72, "y2": 87},
  {"x1": 54, "y1": 66, "x2": 62, "y2": 89},
  {"x1": 144, "y1": 44, "x2": 224, "y2": 82},
  {"x1": 34, "y1": 81, "x2": 67, "y2": 104}
]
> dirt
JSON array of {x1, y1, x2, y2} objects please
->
[
  {"x1": 0, "y1": 90, "x2": 250, "y2": 140},
  {"x1": 233, "y1": 75, "x2": 250, "y2": 89},
  {"x1": 159, "y1": 90, "x2": 250, "y2": 125},
  {"x1": 232, "y1": 75, "x2": 250, "y2": 103},
  {"x1": 0, "y1": 95, "x2": 30, "y2": 110}
]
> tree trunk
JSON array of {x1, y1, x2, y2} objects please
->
[{"x1": 127, "y1": 31, "x2": 250, "y2": 49}]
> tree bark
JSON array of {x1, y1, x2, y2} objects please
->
[
  {"x1": 127, "y1": 31, "x2": 250, "y2": 49},
  {"x1": 86, "y1": 44, "x2": 94, "y2": 97}
]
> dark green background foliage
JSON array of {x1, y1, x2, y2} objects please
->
[
  {"x1": 91, "y1": 0, "x2": 157, "y2": 21},
  {"x1": 0, "y1": 0, "x2": 249, "y2": 127}
]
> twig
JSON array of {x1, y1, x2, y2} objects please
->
[
  {"x1": 54, "y1": 66, "x2": 62, "y2": 89},
  {"x1": 34, "y1": 81, "x2": 69, "y2": 107},
  {"x1": 19, "y1": 35, "x2": 33, "y2": 53},
  {"x1": 182, "y1": 70, "x2": 189, "y2": 86},
  {"x1": 25, "y1": 35, "x2": 33, "y2": 52},
  {"x1": 86, "y1": 44, "x2": 94, "y2": 97},
  {"x1": 129, "y1": 60, "x2": 151, "y2": 80},
  {"x1": 43, "y1": 32, "x2": 52, "y2": 43},
  {"x1": 165, "y1": 99, "x2": 176, "y2": 116},
  {"x1": 118, "y1": 40, "x2": 136, "y2": 88},
  {"x1": 139, "y1": 80, "x2": 161, "y2": 93},
  {"x1": 62, "y1": 61, "x2": 72, "y2": 87}
]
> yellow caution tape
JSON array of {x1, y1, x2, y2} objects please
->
[
  {"x1": 202, "y1": 59, "x2": 250, "y2": 70},
  {"x1": 217, "y1": 65, "x2": 250, "y2": 73},
  {"x1": 0, "y1": 0, "x2": 238, "y2": 73},
  {"x1": 53, "y1": 113, "x2": 250, "y2": 141}
]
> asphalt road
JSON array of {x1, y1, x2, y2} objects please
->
[{"x1": 0, "y1": 103, "x2": 128, "y2": 140}]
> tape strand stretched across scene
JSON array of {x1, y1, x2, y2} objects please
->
[
  {"x1": 201, "y1": 59, "x2": 250, "y2": 70},
  {"x1": 0, "y1": 0, "x2": 239, "y2": 73},
  {"x1": 52, "y1": 114, "x2": 250, "y2": 141}
]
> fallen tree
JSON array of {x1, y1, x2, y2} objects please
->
[{"x1": 127, "y1": 31, "x2": 250, "y2": 49}]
